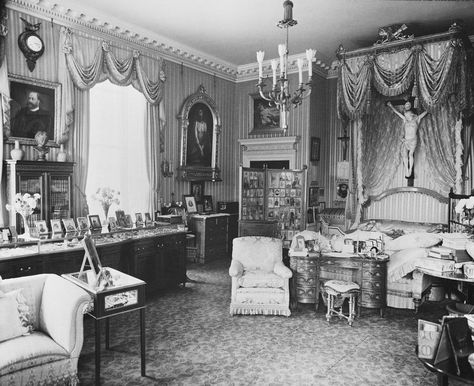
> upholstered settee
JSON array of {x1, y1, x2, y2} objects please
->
[
  {"x1": 0, "y1": 274, "x2": 91, "y2": 385},
  {"x1": 229, "y1": 236, "x2": 292, "y2": 316}
]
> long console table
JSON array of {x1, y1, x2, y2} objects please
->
[{"x1": 0, "y1": 227, "x2": 187, "y2": 292}]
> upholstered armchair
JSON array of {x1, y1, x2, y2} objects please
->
[
  {"x1": 0, "y1": 274, "x2": 91, "y2": 385},
  {"x1": 229, "y1": 236, "x2": 292, "y2": 316}
]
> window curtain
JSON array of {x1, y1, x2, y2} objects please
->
[
  {"x1": 337, "y1": 34, "x2": 474, "y2": 227},
  {"x1": 58, "y1": 27, "x2": 166, "y2": 216},
  {"x1": 0, "y1": 4, "x2": 8, "y2": 225}
]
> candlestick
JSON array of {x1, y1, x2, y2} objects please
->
[
  {"x1": 257, "y1": 51, "x2": 265, "y2": 79},
  {"x1": 297, "y1": 58, "x2": 303, "y2": 84},
  {"x1": 271, "y1": 60, "x2": 278, "y2": 87}
]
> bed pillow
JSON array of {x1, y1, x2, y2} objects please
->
[
  {"x1": 359, "y1": 219, "x2": 444, "y2": 237},
  {"x1": 385, "y1": 232, "x2": 442, "y2": 251},
  {"x1": 387, "y1": 247, "x2": 428, "y2": 282}
]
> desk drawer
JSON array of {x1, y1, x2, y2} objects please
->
[
  {"x1": 323, "y1": 259, "x2": 360, "y2": 270},
  {"x1": 361, "y1": 279, "x2": 384, "y2": 291},
  {"x1": 296, "y1": 275, "x2": 318, "y2": 287},
  {"x1": 362, "y1": 268, "x2": 385, "y2": 281},
  {"x1": 361, "y1": 290, "x2": 384, "y2": 308}
]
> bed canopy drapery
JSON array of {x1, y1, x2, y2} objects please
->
[{"x1": 336, "y1": 24, "x2": 474, "y2": 228}]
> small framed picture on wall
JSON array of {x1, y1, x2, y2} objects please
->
[{"x1": 310, "y1": 137, "x2": 320, "y2": 162}]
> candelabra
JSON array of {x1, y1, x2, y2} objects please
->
[{"x1": 256, "y1": 0, "x2": 316, "y2": 130}]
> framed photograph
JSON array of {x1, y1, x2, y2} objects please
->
[
  {"x1": 0, "y1": 227, "x2": 12, "y2": 242},
  {"x1": 294, "y1": 235, "x2": 306, "y2": 251},
  {"x1": 62, "y1": 218, "x2": 77, "y2": 233},
  {"x1": 116, "y1": 210, "x2": 126, "y2": 227},
  {"x1": 319, "y1": 201, "x2": 326, "y2": 212},
  {"x1": 135, "y1": 213, "x2": 144, "y2": 227},
  {"x1": 310, "y1": 137, "x2": 321, "y2": 162},
  {"x1": 190, "y1": 181, "x2": 204, "y2": 204},
  {"x1": 144, "y1": 212, "x2": 153, "y2": 226},
  {"x1": 80, "y1": 234, "x2": 102, "y2": 276},
  {"x1": 6, "y1": 74, "x2": 61, "y2": 146},
  {"x1": 124, "y1": 214, "x2": 133, "y2": 228},
  {"x1": 88, "y1": 214, "x2": 102, "y2": 230},
  {"x1": 178, "y1": 85, "x2": 221, "y2": 181},
  {"x1": 203, "y1": 195, "x2": 213, "y2": 212},
  {"x1": 50, "y1": 219, "x2": 62, "y2": 233},
  {"x1": 308, "y1": 187, "x2": 319, "y2": 207},
  {"x1": 34, "y1": 220, "x2": 48, "y2": 234},
  {"x1": 108, "y1": 217, "x2": 118, "y2": 232},
  {"x1": 77, "y1": 217, "x2": 89, "y2": 232},
  {"x1": 184, "y1": 195, "x2": 198, "y2": 213},
  {"x1": 249, "y1": 93, "x2": 282, "y2": 135}
]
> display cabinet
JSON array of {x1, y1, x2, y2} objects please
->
[
  {"x1": 0, "y1": 226, "x2": 187, "y2": 292},
  {"x1": 5, "y1": 160, "x2": 74, "y2": 233},
  {"x1": 238, "y1": 166, "x2": 307, "y2": 247}
]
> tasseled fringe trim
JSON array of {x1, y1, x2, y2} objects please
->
[{"x1": 230, "y1": 306, "x2": 291, "y2": 317}]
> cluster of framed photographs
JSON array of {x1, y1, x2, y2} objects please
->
[
  {"x1": 185, "y1": 181, "x2": 214, "y2": 214},
  {"x1": 240, "y1": 167, "x2": 306, "y2": 246},
  {"x1": 26, "y1": 211, "x2": 156, "y2": 238}
]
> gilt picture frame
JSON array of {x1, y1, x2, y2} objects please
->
[
  {"x1": 184, "y1": 195, "x2": 197, "y2": 213},
  {"x1": 178, "y1": 85, "x2": 221, "y2": 181},
  {"x1": 249, "y1": 93, "x2": 283, "y2": 135},
  {"x1": 5, "y1": 74, "x2": 61, "y2": 146}
]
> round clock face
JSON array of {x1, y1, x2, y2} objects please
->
[{"x1": 26, "y1": 35, "x2": 43, "y2": 53}]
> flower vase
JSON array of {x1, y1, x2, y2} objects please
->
[
  {"x1": 11, "y1": 140, "x2": 23, "y2": 161},
  {"x1": 19, "y1": 215, "x2": 32, "y2": 240},
  {"x1": 57, "y1": 144, "x2": 67, "y2": 162}
]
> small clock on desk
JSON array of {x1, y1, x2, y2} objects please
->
[{"x1": 18, "y1": 17, "x2": 45, "y2": 72}]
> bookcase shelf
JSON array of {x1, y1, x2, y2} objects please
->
[{"x1": 5, "y1": 160, "x2": 74, "y2": 233}]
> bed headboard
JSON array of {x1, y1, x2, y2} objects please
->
[{"x1": 364, "y1": 187, "x2": 448, "y2": 225}]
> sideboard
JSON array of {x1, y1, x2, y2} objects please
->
[{"x1": 0, "y1": 227, "x2": 187, "y2": 292}]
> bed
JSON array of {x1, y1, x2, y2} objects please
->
[{"x1": 323, "y1": 187, "x2": 473, "y2": 312}]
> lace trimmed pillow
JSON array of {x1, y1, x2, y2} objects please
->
[
  {"x1": 385, "y1": 232, "x2": 442, "y2": 251},
  {"x1": 0, "y1": 288, "x2": 33, "y2": 342}
]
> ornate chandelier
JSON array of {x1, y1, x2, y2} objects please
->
[{"x1": 256, "y1": 0, "x2": 316, "y2": 130}]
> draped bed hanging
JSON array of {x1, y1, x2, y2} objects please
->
[{"x1": 336, "y1": 24, "x2": 474, "y2": 228}]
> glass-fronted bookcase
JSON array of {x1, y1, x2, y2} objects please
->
[
  {"x1": 5, "y1": 160, "x2": 74, "y2": 233},
  {"x1": 238, "y1": 166, "x2": 307, "y2": 247}
]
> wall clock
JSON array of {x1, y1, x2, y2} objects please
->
[{"x1": 18, "y1": 17, "x2": 45, "y2": 72}]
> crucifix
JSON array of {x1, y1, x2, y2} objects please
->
[{"x1": 337, "y1": 127, "x2": 350, "y2": 161}]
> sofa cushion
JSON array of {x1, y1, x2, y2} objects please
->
[
  {"x1": 0, "y1": 296, "x2": 28, "y2": 343},
  {"x1": 0, "y1": 289, "x2": 32, "y2": 340},
  {"x1": 238, "y1": 271, "x2": 285, "y2": 288},
  {"x1": 0, "y1": 331, "x2": 69, "y2": 376}
]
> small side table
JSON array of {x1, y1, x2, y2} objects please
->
[{"x1": 63, "y1": 268, "x2": 146, "y2": 386}]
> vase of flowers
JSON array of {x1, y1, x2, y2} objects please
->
[
  {"x1": 6, "y1": 193, "x2": 41, "y2": 239},
  {"x1": 92, "y1": 187, "x2": 120, "y2": 222}
]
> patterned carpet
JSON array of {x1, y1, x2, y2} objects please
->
[{"x1": 77, "y1": 258, "x2": 457, "y2": 385}]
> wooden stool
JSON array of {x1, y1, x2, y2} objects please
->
[{"x1": 324, "y1": 279, "x2": 360, "y2": 327}]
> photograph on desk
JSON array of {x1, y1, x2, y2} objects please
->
[
  {"x1": 62, "y1": 218, "x2": 77, "y2": 233},
  {"x1": 108, "y1": 217, "x2": 118, "y2": 231},
  {"x1": 34, "y1": 220, "x2": 48, "y2": 234}
]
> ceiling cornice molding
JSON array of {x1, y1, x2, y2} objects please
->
[
  {"x1": 236, "y1": 53, "x2": 331, "y2": 83},
  {"x1": 8, "y1": 0, "x2": 239, "y2": 82}
]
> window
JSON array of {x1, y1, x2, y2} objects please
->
[{"x1": 86, "y1": 81, "x2": 149, "y2": 220}]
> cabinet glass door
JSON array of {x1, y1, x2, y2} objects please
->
[
  {"x1": 240, "y1": 168, "x2": 265, "y2": 221},
  {"x1": 49, "y1": 175, "x2": 72, "y2": 220},
  {"x1": 17, "y1": 173, "x2": 43, "y2": 228}
]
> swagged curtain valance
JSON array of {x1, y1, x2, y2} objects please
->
[
  {"x1": 57, "y1": 27, "x2": 166, "y2": 141},
  {"x1": 336, "y1": 28, "x2": 474, "y2": 227}
]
